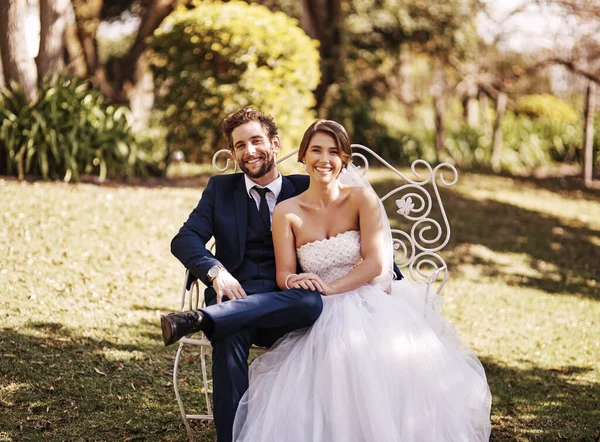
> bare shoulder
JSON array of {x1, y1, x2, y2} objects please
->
[
  {"x1": 346, "y1": 185, "x2": 379, "y2": 206},
  {"x1": 274, "y1": 195, "x2": 303, "y2": 216}
]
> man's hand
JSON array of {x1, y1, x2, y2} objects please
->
[
  {"x1": 212, "y1": 271, "x2": 247, "y2": 304},
  {"x1": 287, "y1": 273, "x2": 332, "y2": 295}
]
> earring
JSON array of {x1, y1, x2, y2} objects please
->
[
  {"x1": 341, "y1": 166, "x2": 348, "y2": 174},
  {"x1": 302, "y1": 162, "x2": 307, "y2": 171}
]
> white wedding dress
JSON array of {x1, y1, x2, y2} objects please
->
[{"x1": 233, "y1": 230, "x2": 492, "y2": 442}]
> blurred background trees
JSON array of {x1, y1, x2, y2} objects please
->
[{"x1": 0, "y1": 0, "x2": 598, "y2": 184}]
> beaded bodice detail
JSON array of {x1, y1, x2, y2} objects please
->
[{"x1": 297, "y1": 230, "x2": 362, "y2": 283}]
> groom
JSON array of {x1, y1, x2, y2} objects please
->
[{"x1": 164, "y1": 107, "x2": 323, "y2": 442}]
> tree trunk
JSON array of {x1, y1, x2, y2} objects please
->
[
  {"x1": 299, "y1": 0, "x2": 343, "y2": 110},
  {"x1": 123, "y1": 0, "x2": 176, "y2": 74},
  {"x1": 466, "y1": 96, "x2": 479, "y2": 127},
  {"x1": 37, "y1": 0, "x2": 70, "y2": 84},
  {"x1": 583, "y1": 81, "x2": 596, "y2": 188},
  {"x1": 106, "y1": 0, "x2": 174, "y2": 128},
  {"x1": 432, "y1": 61, "x2": 447, "y2": 163},
  {"x1": 479, "y1": 91, "x2": 492, "y2": 137},
  {"x1": 398, "y1": 47, "x2": 417, "y2": 120},
  {"x1": 463, "y1": 75, "x2": 479, "y2": 127},
  {"x1": 63, "y1": 1, "x2": 87, "y2": 77},
  {"x1": 70, "y1": 0, "x2": 115, "y2": 96},
  {"x1": 0, "y1": 49, "x2": 5, "y2": 88},
  {"x1": 71, "y1": 0, "x2": 101, "y2": 75},
  {"x1": 491, "y1": 92, "x2": 507, "y2": 173},
  {"x1": 126, "y1": 52, "x2": 154, "y2": 132},
  {"x1": 0, "y1": 0, "x2": 38, "y2": 101},
  {"x1": 434, "y1": 94, "x2": 446, "y2": 163}
]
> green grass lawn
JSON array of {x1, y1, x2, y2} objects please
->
[{"x1": 1, "y1": 170, "x2": 598, "y2": 441}]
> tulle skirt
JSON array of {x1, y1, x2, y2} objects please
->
[{"x1": 233, "y1": 280, "x2": 492, "y2": 442}]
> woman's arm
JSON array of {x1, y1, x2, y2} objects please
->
[
  {"x1": 324, "y1": 187, "x2": 384, "y2": 295},
  {"x1": 272, "y1": 203, "x2": 298, "y2": 290},
  {"x1": 271, "y1": 203, "x2": 320, "y2": 293},
  {"x1": 272, "y1": 203, "x2": 326, "y2": 293}
]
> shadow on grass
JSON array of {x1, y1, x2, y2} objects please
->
[
  {"x1": 507, "y1": 173, "x2": 600, "y2": 203},
  {"x1": 3, "y1": 321, "x2": 599, "y2": 441},
  {"x1": 447, "y1": 191, "x2": 599, "y2": 300},
  {"x1": 0, "y1": 322, "x2": 213, "y2": 442},
  {"x1": 371, "y1": 178, "x2": 600, "y2": 301},
  {"x1": 483, "y1": 357, "x2": 600, "y2": 441}
]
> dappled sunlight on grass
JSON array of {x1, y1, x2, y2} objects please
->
[
  {"x1": 588, "y1": 235, "x2": 600, "y2": 248},
  {"x1": 0, "y1": 179, "x2": 201, "y2": 440},
  {"x1": 451, "y1": 243, "x2": 562, "y2": 284},
  {"x1": 484, "y1": 358, "x2": 599, "y2": 441},
  {"x1": 454, "y1": 176, "x2": 600, "y2": 228},
  {"x1": 0, "y1": 382, "x2": 28, "y2": 408}
]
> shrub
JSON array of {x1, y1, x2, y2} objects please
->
[
  {"x1": 0, "y1": 74, "x2": 156, "y2": 181},
  {"x1": 150, "y1": 0, "x2": 320, "y2": 161},
  {"x1": 516, "y1": 94, "x2": 579, "y2": 124},
  {"x1": 496, "y1": 113, "x2": 582, "y2": 172}
]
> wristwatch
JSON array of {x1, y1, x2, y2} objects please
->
[{"x1": 207, "y1": 265, "x2": 227, "y2": 283}]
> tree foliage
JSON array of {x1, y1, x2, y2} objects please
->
[
  {"x1": 315, "y1": 0, "x2": 479, "y2": 149},
  {"x1": 150, "y1": 1, "x2": 320, "y2": 160}
]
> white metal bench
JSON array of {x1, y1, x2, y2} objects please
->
[{"x1": 171, "y1": 146, "x2": 458, "y2": 441}]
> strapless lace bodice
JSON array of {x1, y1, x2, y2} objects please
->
[{"x1": 296, "y1": 230, "x2": 362, "y2": 283}]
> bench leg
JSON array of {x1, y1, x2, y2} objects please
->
[{"x1": 174, "y1": 343, "x2": 195, "y2": 442}]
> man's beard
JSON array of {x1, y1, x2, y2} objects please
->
[{"x1": 239, "y1": 153, "x2": 276, "y2": 179}]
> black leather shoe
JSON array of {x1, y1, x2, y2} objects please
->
[{"x1": 161, "y1": 311, "x2": 205, "y2": 346}]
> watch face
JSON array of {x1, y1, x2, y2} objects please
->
[{"x1": 209, "y1": 266, "x2": 223, "y2": 280}]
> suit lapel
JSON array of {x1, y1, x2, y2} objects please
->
[
  {"x1": 278, "y1": 175, "x2": 296, "y2": 203},
  {"x1": 233, "y1": 176, "x2": 248, "y2": 260}
]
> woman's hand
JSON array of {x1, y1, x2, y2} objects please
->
[{"x1": 287, "y1": 273, "x2": 332, "y2": 295}]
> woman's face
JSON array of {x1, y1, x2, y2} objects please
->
[{"x1": 303, "y1": 132, "x2": 343, "y2": 183}]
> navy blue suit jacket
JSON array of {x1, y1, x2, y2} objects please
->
[{"x1": 171, "y1": 173, "x2": 310, "y2": 295}]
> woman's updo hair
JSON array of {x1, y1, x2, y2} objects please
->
[{"x1": 297, "y1": 120, "x2": 352, "y2": 166}]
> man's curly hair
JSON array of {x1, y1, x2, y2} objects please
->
[{"x1": 220, "y1": 107, "x2": 279, "y2": 149}]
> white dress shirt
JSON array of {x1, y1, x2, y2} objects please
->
[{"x1": 244, "y1": 173, "x2": 282, "y2": 229}]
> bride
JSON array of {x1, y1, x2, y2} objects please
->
[{"x1": 232, "y1": 120, "x2": 492, "y2": 442}]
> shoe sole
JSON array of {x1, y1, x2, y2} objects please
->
[{"x1": 161, "y1": 315, "x2": 175, "y2": 346}]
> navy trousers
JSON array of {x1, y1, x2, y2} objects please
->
[{"x1": 202, "y1": 286, "x2": 323, "y2": 442}]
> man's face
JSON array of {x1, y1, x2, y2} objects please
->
[{"x1": 231, "y1": 121, "x2": 280, "y2": 180}]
